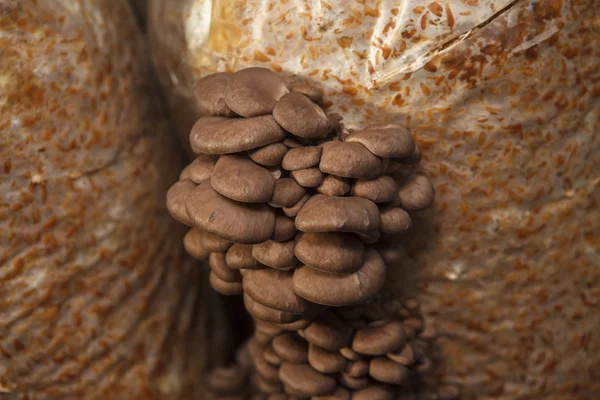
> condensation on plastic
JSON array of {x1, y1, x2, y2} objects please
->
[
  {"x1": 0, "y1": 1, "x2": 230, "y2": 399},
  {"x1": 148, "y1": 1, "x2": 600, "y2": 399}
]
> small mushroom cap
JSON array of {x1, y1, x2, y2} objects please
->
[
  {"x1": 256, "y1": 377, "x2": 284, "y2": 395},
  {"x1": 211, "y1": 154, "x2": 275, "y2": 203},
  {"x1": 345, "y1": 360, "x2": 369, "y2": 377},
  {"x1": 190, "y1": 115, "x2": 287, "y2": 155},
  {"x1": 387, "y1": 344, "x2": 420, "y2": 365},
  {"x1": 244, "y1": 293, "x2": 301, "y2": 323},
  {"x1": 344, "y1": 125, "x2": 414, "y2": 158},
  {"x1": 252, "y1": 240, "x2": 298, "y2": 270},
  {"x1": 308, "y1": 344, "x2": 347, "y2": 374},
  {"x1": 254, "y1": 320, "x2": 285, "y2": 337},
  {"x1": 226, "y1": 243, "x2": 264, "y2": 270},
  {"x1": 193, "y1": 72, "x2": 237, "y2": 117},
  {"x1": 178, "y1": 164, "x2": 192, "y2": 181},
  {"x1": 282, "y1": 193, "x2": 311, "y2": 218},
  {"x1": 319, "y1": 142, "x2": 382, "y2": 179},
  {"x1": 302, "y1": 311, "x2": 352, "y2": 350},
  {"x1": 224, "y1": 67, "x2": 289, "y2": 117},
  {"x1": 272, "y1": 333, "x2": 309, "y2": 363},
  {"x1": 272, "y1": 215, "x2": 298, "y2": 242},
  {"x1": 249, "y1": 142, "x2": 289, "y2": 166},
  {"x1": 183, "y1": 229, "x2": 210, "y2": 260},
  {"x1": 295, "y1": 196, "x2": 380, "y2": 234},
  {"x1": 352, "y1": 321, "x2": 406, "y2": 355},
  {"x1": 247, "y1": 338, "x2": 281, "y2": 381},
  {"x1": 290, "y1": 168, "x2": 324, "y2": 188},
  {"x1": 277, "y1": 317, "x2": 314, "y2": 331},
  {"x1": 186, "y1": 182, "x2": 275, "y2": 244},
  {"x1": 205, "y1": 364, "x2": 247, "y2": 394},
  {"x1": 199, "y1": 230, "x2": 232, "y2": 253},
  {"x1": 283, "y1": 137, "x2": 304, "y2": 148},
  {"x1": 243, "y1": 268, "x2": 310, "y2": 313},
  {"x1": 187, "y1": 154, "x2": 219, "y2": 183},
  {"x1": 294, "y1": 232, "x2": 365, "y2": 273},
  {"x1": 369, "y1": 357, "x2": 410, "y2": 385},
  {"x1": 282, "y1": 146, "x2": 323, "y2": 171},
  {"x1": 209, "y1": 252, "x2": 242, "y2": 282},
  {"x1": 209, "y1": 271, "x2": 243, "y2": 295},
  {"x1": 316, "y1": 175, "x2": 351, "y2": 197},
  {"x1": 264, "y1": 346, "x2": 284, "y2": 366},
  {"x1": 269, "y1": 178, "x2": 307, "y2": 208},
  {"x1": 355, "y1": 230, "x2": 381, "y2": 244},
  {"x1": 351, "y1": 385, "x2": 395, "y2": 400},
  {"x1": 339, "y1": 347, "x2": 364, "y2": 361},
  {"x1": 380, "y1": 207, "x2": 412, "y2": 234},
  {"x1": 287, "y1": 81, "x2": 323, "y2": 102},
  {"x1": 351, "y1": 176, "x2": 398, "y2": 203},
  {"x1": 393, "y1": 174, "x2": 435, "y2": 211},
  {"x1": 292, "y1": 248, "x2": 386, "y2": 306},
  {"x1": 279, "y1": 362, "x2": 336, "y2": 396},
  {"x1": 339, "y1": 373, "x2": 368, "y2": 390},
  {"x1": 313, "y1": 387, "x2": 351, "y2": 400},
  {"x1": 273, "y1": 92, "x2": 330, "y2": 138},
  {"x1": 166, "y1": 179, "x2": 196, "y2": 226}
]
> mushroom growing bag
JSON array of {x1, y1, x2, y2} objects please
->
[
  {"x1": 148, "y1": 1, "x2": 600, "y2": 398},
  {"x1": 0, "y1": 1, "x2": 229, "y2": 398}
]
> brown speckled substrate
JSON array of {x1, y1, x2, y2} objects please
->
[{"x1": 149, "y1": 1, "x2": 600, "y2": 398}]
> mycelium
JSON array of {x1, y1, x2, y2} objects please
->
[{"x1": 166, "y1": 67, "x2": 456, "y2": 399}]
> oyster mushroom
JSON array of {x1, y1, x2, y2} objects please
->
[
  {"x1": 290, "y1": 168, "x2": 325, "y2": 187},
  {"x1": 252, "y1": 240, "x2": 299, "y2": 270},
  {"x1": 193, "y1": 72, "x2": 237, "y2": 117},
  {"x1": 211, "y1": 154, "x2": 275, "y2": 203},
  {"x1": 183, "y1": 228, "x2": 210, "y2": 260},
  {"x1": 278, "y1": 362, "x2": 336, "y2": 396},
  {"x1": 294, "y1": 232, "x2": 365, "y2": 274},
  {"x1": 226, "y1": 244, "x2": 265, "y2": 270},
  {"x1": 351, "y1": 176, "x2": 398, "y2": 203},
  {"x1": 316, "y1": 175, "x2": 351, "y2": 196},
  {"x1": 273, "y1": 92, "x2": 330, "y2": 138},
  {"x1": 392, "y1": 173, "x2": 435, "y2": 211},
  {"x1": 344, "y1": 125, "x2": 415, "y2": 158},
  {"x1": 269, "y1": 178, "x2": 307, "y2": 208},
  {"x1": 308, "y1": 344, "x2": 347, "y2": 374},
  {"x1": 352, "y1": 321, "x2": 406, "y2": 356},
  {"x1": 282, "y1": 146, "x2": 323, "y2": 170},
  {"x1": 272, "y1": 333, "x2": 309, "y2": 363},
  {"x1": 369, "y1": 357, "x2": 410, "y2": 385},
  {"x1": 166, "y1": 179, "x2": 196, "y2": 226},
  {"x1": 301, "y1": 311, "x2": 352, "y2": 351},
  {"x1": 319, "y1": 142, "x2": 382, "y2": 179},
  {"x1": 249, "y1": 142, "x2": 289, "y2": 166}
]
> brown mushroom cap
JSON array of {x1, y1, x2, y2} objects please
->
[
  {"x1": 351, "y1": 176, "x2": 398, "y2": 203},
  {"x1": 226, "y1": 243, "x2": 264, "y2": 270},
  {"x1": 334, "y1": 305, "x2": 365, "y2": 320},
  {"x1": 380, "y1": 207, "x2": 412, "y2": 234},
  {"x1": 273, "y1": 92, "x2": 330, "y2": 139},
  {"x1": 205, "y1": 364, "x2": 247, "y2": 394},
  {"x1": 352, "y1": 321, "x2": 406, "y2": 356},
  {"x1": 273, "y1": 215, "x2": 298, "y2": 242},
  {"x1": 319, "y1": 142, "x2": 382, "y2": 179},
  {"x1": 248, "y1": 142, "x2": 288, "y2": 166},
  {"x1": 193, "y1": 72, "x2": 237, "y2": 117},
  {"x1": 356, "y1": 230, "x2": 381, "y2": 244},
  {"x1": 278, "y1": 362, "x2": 336, "y2": 396},
  {"x1": 186, "y1": 182, "x2": 275, "y2": 244},
  {"x1": 269, "y1": 178, "x2": 307, "y2": 208},
  {"x1": 211, "y1": 154, "x2": 275, "y2": 203},
  {"x1": 247, "y1": 338, "x2": 281, "y2": 381},
  {"x1": 190, "y1": 115, "x2": 287, "y2": 155},
  {"x1": 295, "y1": 196, "x2": 380, "y2": 234},
  {"x1": 386, "y1": 343, "x2": 419, "y2": 365},
  {"x1": 292, "y1": 249, "x2": 386, "y2": 306},
  {"x1": 272, "y1": 333, "x2": 309, "y2": 363},
  {"x1": 312, "y1": 387, "x2": 351, "y2": 400},
  {"x1": 301, "y1": 311, "x2": 352, "y2": 350},
  {"x1": 183, "y1": 228, "x2": 210, "y2": 260},
  {"x1": 166, "y1": 179, "x2": 196, "y2": 226},
  {"x1": 340, "y1": 347, "x2": 364, "y2": 361},
  {"x1": 224, "y1": 67, "x2": 289, "y2": 117},
  {"x1": 243, "y1": 268, "x2": 310, "y2": 314},
  {"x1": 294, "y1": 232, "x2": 365, "y2": 274},
  {"x1": 339, "y1": 373, "x2": 368, "y2": 390},
  {"x1": 277, "y1": 317, "x2": 314, "y2": 331},
  {"x1": 316, "y1": 175, "x2": 351, "y2": 197},
  {"x1": 256, "y1": 377, "x2": 284, "y2": 395},
  {"x1": 283, "y1": 137, "x2": 303, "y2": 148},
  {"x1": 351, "y1": 385, "x2": 395, "y2": 400},
  {"x1": 345, "y1": 360, "x2": 369, "y2": 377},
  {"x1": 282, "y1": 193, "x2": 311, "y2": 218},
  {"x1": 244, "y1": 293, "x2": 300, "y2": 323},
  {"x1": 369, "y1": 357, "x2": 410, "y2": 385},
  {"x1": 282, "y1": 146, "x2": 323, "y2": 171},
  {"x1": 199, "y1": 231, "x2": 232, "y2": 253},
  {"x1": 393, "y1": 174, "x2": 435, "y2": 211},
  {"x1": 344, "y1": 125, "x2": 414, "y2": 159},
  {"x1": 209, "y1": 252, "x2": 242, "y2": 282},
  {"x1": 307, "y1": 344, "x2": 347, "y2": 374},
  {"x1": 384, "y1": 160, "x2": 402, "y2": 174},
  {"x1": 287, "y1": 81, "x2": 323, "y2": 102},
  {"x1": 209, "y1": 271, "x2": 243, "y2": 295},
  {"x1": 187, "y1": 154, "x2": 219, "y2": 183},
  {"x1": 252, "y1": 240, "x2": 298, "y2": 270},
  {"x1": 373, "y1": 242, "x2": 407, "y2": 265},
  {"x1": 290, "y1": 168, "x2": 324, "y2": 188}
]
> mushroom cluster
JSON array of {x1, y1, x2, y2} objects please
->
[{"x1": 166, "y1": 67, "x2": 450, "y2": 398}]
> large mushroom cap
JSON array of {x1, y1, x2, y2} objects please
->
[
  {"x1": 292, "y1": 249, "x2": 386, "y2": 306},
  {"x1": 294, "y1": 232, "x2": 365, "y2": 273},
  {"x1": 186, "y1": 182, "x2": 275, "y2": 244},
  {"x1": 272, "y1": 215, "x2": 298, "y2": 242},
  {"x1": 282, "y1": 146, "x2": 323, "y2": 171},
  {"x1": 272, "y1": 333, "x2": 309, "y2": 363},
  {"x1": 193, "y1": 72, "x2": 237, "y2": 117},
  {"x1": 380, "y1": 207, "x2": 412, "y2": 234},
  {"x1": 243, "y1": 268, "x2": 310, "y2": 314},
  {"x1": 278, "y1": 362, "x2": 336, "y2": 396},
  {"x1": 319, "y1": 142, "x2": 382, "y2": 179},
  {"x1": 249, "y1": 142, "x2": 289, "y2": 166},
  {"x1": 270, "y1": 178, "x2": 306, "y2": 208},
  {"x1": 352, "y1": 321, "x2": 406, "y2": 356},
  {"x1": 369, "y1": 357, "x2": 410, "y2": 385},
  {"x1": 183, "y1": 228, "x2": 210, "y2": 260},
  {"x1": 308, "y1": 344, "x2": 347, "y2": 374},
  {"x1": 190, "y1": 115, "x2": 287, "y2": 155},
  {"x1": 224, "y1": 67, "x2": 289, "y2": 117},
  {"x1": 226, "y1": 243, "x2": 264, "y2": 270},
  {"x1": 344, "y1": 125, "x2": 415, "y2": 158},
  {"x1": 301, "y1": 311, "x2": 352, "y2": 350},
  {"x1": 316, "y1": 175, "x2": 351, "y2": 197},
  {"x1": 351, "y1": 176, "x2": 398, "y2": 203},
  {"x1": 252, "y1": 240, "x2": 298, "y2": 270},
  {"x1": 166, "y1": 179, "x2": 196, "y2": 226},
  {"x1": 187, "y1": 154, "x2": 219, "y2": 183},
  {"x1": 244, "y1": 293, "x2": 300, "y2": 323},
  {"x1": 209, "y1": 272, "x2": 243, "y2": 295},
  {"x1": 273, "y1": 92, "x2": 330, "y2": 138},
  {"x1": 211, "y1": 154, "x2": 275, "y2": 203},
  {"x1": 290, "y1": 168, "x2": 325, "y2": 188},
  {"x1": 209, "y1": 252, "x2": 242, "y2": 282},
  {"x1": 393, "y1": 173, "x2": 435, "y2": 211},
  {"x1": 295, "y1": 196, "x2": 380, "y2": 234}
]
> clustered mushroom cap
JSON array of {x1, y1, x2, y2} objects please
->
[
  {"x1": 244, "y1": 294, "x2": 300, "y2": 324},
  {"x1": 273, "y1": 92, "x2": 331, "y2": 139},
  {"x1": 282, "y1": 146, "x2": 323, "y2": 170},
  {"x1": 193, "y1": 72, "x2": 237, "y2": 117},
  {"x1": 393, "y1": 173, "x2": 436, "y2": 211},
  {"x1": 209, "y1": 272, "x2": 243, "y2": 296},
  {"x1": 226, "y1": 244, "x2": 264, "y2": 270},
  {"x1": 351, "y1": 175, "x2": 398, "y2": 203},
  {"x1": 308, "y1": 344, "x2": 348, "y2": 374},
  {"x1": 183, "y1": 228, "x2": 210, "y2": 260},
  {"x1": 294, "y1": 232, "x2": 364, "y2": 274},
  {"x1": 269, "y1": 178, "x2": 307, "y2": 207},
  {"x1": 199, "y1": 230, "x2": 232, "y2": 253},
  {"x1": 319, "y1": 141, "x2": 382, "y2": 179},
  {"x1": 272, "y1": 333, "x2": 309, "y2": 363},
  {"x1": 301, "y1": 311, "x2": 352, "y2": 350},
  {"x1": 211, "y1": 154, "x2": 275, "y2": 203},
  {"x1": 272, "y1": 215, "x2": 298, "y2": 242},
  {"x1": 279, "y1": 362, "x2": 337, "y2": 396},
  {"x1": 290, "y1": 167, "x2": 325, "y2": 187},
  {"x1": 369, "y1": 357, "x2": 410, "y2": 385},
  {"x1": 252, "y1": 240, "x2": 298, "y2": 270},
  {"x1": 243, "y1": 269, "x2": 310, "y2": 314},
  {"x1": 249, "y1": 142, "x2": 289, "y2": 166},
  {"x1": 344, "y1": 125, "x2": 415, "y2": 159},
  {"x1": 166, "y1": 179, "x2": 196, "y2": 226},
  {"x1": 380, "y1": 207, "x2": 412, "y2": 234},
  {"x1": 209, "y1": 252, "x2": 242, "y2": 282},
  {"x1": 352, "y1": 321, "x2": 407, "y2": 355},
  {"x1": 186, "y1": 154, "x2": 218, "y2": 183},
  {"x1": 224, "y1": 67, "x2": 289, "y2": 117}
]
